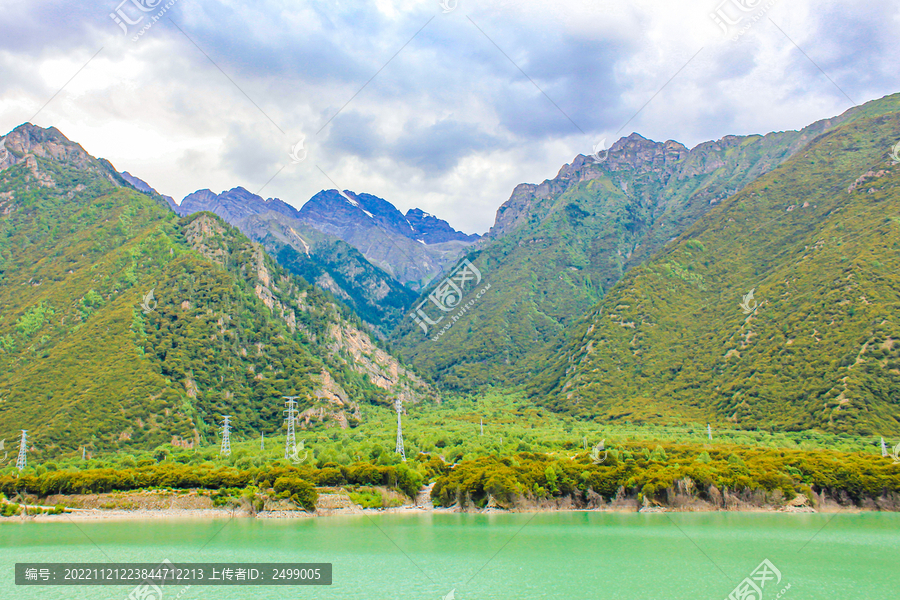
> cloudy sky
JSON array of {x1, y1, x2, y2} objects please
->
[{"x1": 1, "y1": 0, "x2": 896, "y2": 233}]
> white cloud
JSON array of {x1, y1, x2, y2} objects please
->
[{"x1": 0, "y1": 0, "x2": 897, "y2": 234}]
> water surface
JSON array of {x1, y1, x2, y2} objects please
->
[{"x1": 1, "y1": 512, "x2": 896, "y2": 599}]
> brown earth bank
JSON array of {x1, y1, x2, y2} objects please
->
[{"x1": 3, "y1": 484, "x2": 899, "y2": 521}]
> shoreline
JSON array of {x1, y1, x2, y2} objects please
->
[{"x1": 4, "y1": 503, "x2": 873, "y2": 522}]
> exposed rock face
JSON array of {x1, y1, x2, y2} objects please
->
[
  {"x1": 0, "y1": 123, "x2": 125, "y2": 189},
  {"x1": 0, "y1": 123, "x2": 94, "y2": 173},
  {"x1": 486, "y1": 114, "x2": 850, "y2": 244},
  {"x1": 178, "y1": 186, "x2": 299, "y2": 222},
  {"x1": 175, "y1": 186, "x2": 480, "y2": 293},
  {"x1": 294, "y1": 190, "x2": 478, "y2": 289},
  {"x1": 405, "y1": 208, "x2": 481, "y2": 244},
  {"x1": 183, "y1": 212, "x2": 435, "y2": 427}
]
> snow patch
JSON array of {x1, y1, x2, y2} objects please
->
[{"x1": 339, "y1": 191, "x2": 360, "y2": 208}]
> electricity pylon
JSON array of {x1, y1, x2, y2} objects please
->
[
  {"x1": 219, "y1": 416, "x2": 232, "y2": 456},
  {"x1": 394, "y1": 398, "x2": 406, "y2": 462},
  {"x1": 283, "y1": 396, "x2": 300, "y2": 460},
  {"x1": 16, "y1": 430, "x2": 27, "y2": 471}
]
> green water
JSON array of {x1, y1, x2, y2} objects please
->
[{"x1": 1, "y1": 512, "x2": 897, "y2": 599}]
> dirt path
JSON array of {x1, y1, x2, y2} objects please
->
[{"x1": 415, "y1": 482, "x2": 435, "y2": 509}]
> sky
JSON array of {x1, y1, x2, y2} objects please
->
[{"x1": 0, "y1": 0, "x2": 897, "y2": 234}]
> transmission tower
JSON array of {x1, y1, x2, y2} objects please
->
[
  {"x1": 394, "y1": 398, "x2": 406, "y2": 462},
  {"x1": 882, "y1": 437, "x2": 889, "y2": 457},
  {"x1": 283, "y1": 396, "x2": 300, "y2": 460},
  {"x1": 260, "y1": 431, "x2": 265, "y2": 451},
  {"x1": 219, "y1": 416, "x2": 232, "y2": 456},
  {"x1": 480, "y1": 417, "x2": 483, "y2": 436},
  {"x1": 707, "y1": 424, "x2": 712, "y2": 441},
  {"x1": 16, "y1": 430, "x2": 27, "y2": 471}
]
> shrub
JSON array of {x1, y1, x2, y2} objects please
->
[{"x1": 273, "y1": 476, "x2": 318, "y2": 511}]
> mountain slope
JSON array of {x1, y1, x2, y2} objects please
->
[
  {"x1": 295, "y1": 189, "x2": 478, "y2": 289},
  {"x1": 530, "y1": 107, "x2": 900, "y2": 435},
  {"x1": 236, "y1": 210, "x2": 418, "y2": 334},
  {"x1": 391, "y1": 94, "x2": 900, "y2": 391},
  {"x1": 177, "y1": 186, "x2": 480, "y2": 291},
  {"x1": 0, "y1": 123, "x2": 433, "y2": 457},
  {"x1": 174, "y1": 186, "x2": 477, "y2": 329}
]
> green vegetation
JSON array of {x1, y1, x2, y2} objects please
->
[
  {"x1": 273, "y1": 476, "x2": 318, "y2": 511},
  {"x1": 532, "y1": 104, "x2": 900, "y2": 435},
  {"x1": 0, "y1": 132, "x2": 426, "y2": 453},
  {"x1": 272, "y1": 235, "x2": 417, "y2": 334},
  {"x1": 432, "y1": 445, "x2": 900, "y2": 508},
  {"x1": 390, "y1": 96, "x2": 900, "y2": 392},
  {"x1": 0, "y1": 393, "x2": 896, "y2": 513}
]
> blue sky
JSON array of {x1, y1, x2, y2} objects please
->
[{"x1": 1, "y1": 0, "x2": 897, "y2": 233}]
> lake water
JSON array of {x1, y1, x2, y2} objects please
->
[{"x1": 1, "y1": 512, "x2": 897, "y2": 599}]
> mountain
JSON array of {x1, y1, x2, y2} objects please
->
[
  {"x1": 235, "y1": 211, "x2": 419, "y2": 334},
  {"x1": 405, "y1": 208, "x2": 481, "y2": 244},
  {"x1": 294, "y1": 189, "x2": 479, "y2": 289},
  {"x1": 178, "y1": 186, "x2": 299, "y2": 222},
  {"x1": 0, "y1": 123, "x2": 433, "y2": 456},
  {"x1": 177, "y1": 188, "x2": 480, "y2": 289},
  {"x1": 119, "y1": 171, "x2": 178, "y2": 212},
  {"x1": 173, "y1": 187, "x2": 425, "y2": 331},
  {"x1": 391, "y1": 96, "x2": 895, "y2": 391},
  {"x1": 173, "y1": 186, "x2": 480, "y2": 329},
  {"x1": 529, "y1": 96, "x2": 900, "y2": 435}
]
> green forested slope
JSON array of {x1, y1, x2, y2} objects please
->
[
  {"x1": 236, "y1": 211, "x2": 418, "y2": 335},
  {"x1": 391, "y1": 97, "x2": 900, "y2": 391},
  {"x1": 0, "y1": 124, "x2": 432, "y2": 458},
  {"x1": 531, "y1": 110, "x2": 900, "y2": 435}
]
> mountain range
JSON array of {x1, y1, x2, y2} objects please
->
[
  {"x1": 530, "y1": 96, "x2": 900, "y2": 435},
  {"x1": 4, "y1": 91, "x2": 900, "y2": 446},
  {"x1": 175, "y1": 186, "x2": 479, "y2": 287},
  {"x1": 148, "y1": 185, "x2": 480, "y2": 333},
  {"x1": 390, "y1": 97, "x2": 888, "y2": 395},
  {"x1": 0, "y1": 123, "x2": 432, "y2": 455}
]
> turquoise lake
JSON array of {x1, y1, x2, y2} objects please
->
[{"x1": 2, "y1": 512, "x2": 897, "y2": 599}]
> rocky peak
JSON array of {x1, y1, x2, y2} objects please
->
[
  {"x1": 0, "y1": 123, "x2": 114, "y2": 181},
  {"x1": 298, "y1": 189, "x2": 416, "y2": 239},
  {"x1": 1, "y1": 123, "x2": 90, "y2": 167},
  {"x1": 178, "y1": 186, "x2": 300, "y2": 223},
  {"x1": 405, "y1": 208, "x2": 481, "y2": 244}
]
